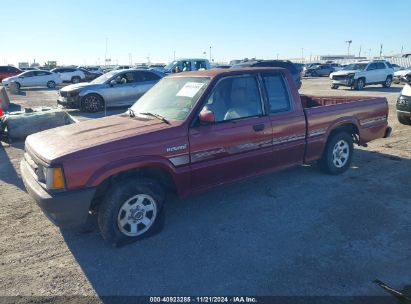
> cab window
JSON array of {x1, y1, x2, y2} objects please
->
[{"x1": 202, "y1": 76, "x2": 263, "y2": 122}]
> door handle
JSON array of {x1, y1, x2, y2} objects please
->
[{"x1": 253, "y1": 124, "x2": 265, "y2": 132}]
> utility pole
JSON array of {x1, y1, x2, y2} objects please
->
[
  {"x1": 173, "y1": 50, "x2": 176, "y2": 61},
  {"x1": 369, "y1": 48, "x2": 372, "y2": 59},
  {"x1": 359, "y1": 45, "x2": 362, "y2": 58},
  {"x1": 209, "y1": 46, "x2": 212, "y2": 62},
  {"x1": 379, "y1": 44, "x2": 383, "y2": 58},
  {"x1": 346, "y1": 40, "x2": 352, "y2": 57}
]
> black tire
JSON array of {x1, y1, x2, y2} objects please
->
[
  {"x1": 14, "y1": 82, "x2": 21, "y2": 90},
  {"x1": 382, "y1": 76, "x2": 392, "y2": 88},
  {"x1": 47, "y1": 81, "x2": 56, "y2": 89},
  {"x1": 71, "y1": 76, "x2": 81, "y2": 84},
  {"x1": 98, "y1": 178, "x2": 165, "y2": 246},
  {"x1": 81, "y1": 94, "x2": 104, "y2": 112},
  {"x1": 354, "y1": 78, "x2": 365, "y2": 90},
  {"x1": 331, "y1": 84, "x2": 339, "y2": 89},
  {"x1": 318, "y1": 131, "x2": 353, "y2": 175},
  {"x1": 311, "y1": 71, "x2": 318, "y2": 77},
  {"x1": 397, "y1": 113, "x2": 411, "y2": 125}
]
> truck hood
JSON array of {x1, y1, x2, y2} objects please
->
[
  {"x1": 60, "y1": 82, "x2": 102, "y2": 92},
  {"x1": 26, "y1": 115, "x2": 171, "y2": 163}
]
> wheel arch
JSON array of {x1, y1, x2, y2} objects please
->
[
  {"x1": 89, "y1": 163, "x2": 178, "y2": 211},
  {"x1": 80, "y1": 92, "x2": 105, "y2": 104},
  {"x1": 320, "y1": 120, "x2": 360, "y2": 158}
]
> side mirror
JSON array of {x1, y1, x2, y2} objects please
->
[{"x1": 199, "y1": 109, "x2": 215, "y2": 124}]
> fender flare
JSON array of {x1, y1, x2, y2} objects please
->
[{"x1": 85, "y1": 155, "x2": 178, "y2": 188}]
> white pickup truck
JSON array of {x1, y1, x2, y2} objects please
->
[{"x1": 330, "y1": 60, "x2": 394, "y2": 90}]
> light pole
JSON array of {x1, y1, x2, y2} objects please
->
[
  {"x1": 209, "y1": 46, "x2": 212, "y2": 62},
  {"x1": 346, "y1": 40, "x2": 352, "y2": 57}
]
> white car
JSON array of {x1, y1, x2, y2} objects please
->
[
  {"x1": 329, "y1": 60, "x2": 394, "y2": 90},
  {"x1": 50, "y1": 67, "x2": 85, "y2": 83},
  {"x1": 1, "y1": 70, "x2": 62, "y2": 89}
]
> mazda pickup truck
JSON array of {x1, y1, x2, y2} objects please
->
[{"x1": 21, "y1": 68, "x2": 392, "y2": 245}]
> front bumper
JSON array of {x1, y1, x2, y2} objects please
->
[
  {"x1": 331, "y1": 76, "x2": 355, "y2": 87},
  {"x1": 57, "y1": 95, "x2": 80, "y2": 108},
  {"x1": 20, "y1": 159, "x2": 96, "y2": 229}
]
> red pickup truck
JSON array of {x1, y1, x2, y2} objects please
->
[{"x1": 21, "y1": 68, "x2": 391, "y2": 245}]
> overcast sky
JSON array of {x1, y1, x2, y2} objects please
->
[{"x1": 1, "y1": 0, "x2": 410, "y2": 66}]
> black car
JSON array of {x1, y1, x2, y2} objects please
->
[{"x1": 232, "y1": 60, "x2": 302, "y2": 89}]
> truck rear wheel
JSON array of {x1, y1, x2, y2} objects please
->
[
  {"x1": 98, "y1": 178, "x2": 165, "y2": 246},
  {"x1": 318, "y1": 131, "x2": 353, "y2": 175}
]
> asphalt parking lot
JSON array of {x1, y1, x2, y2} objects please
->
[{"x1": 0, "y1": 77, "x2": 410, "y2": 298}]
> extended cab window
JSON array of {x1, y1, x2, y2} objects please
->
[
  {"x1": 204, "y1": 76, "x2": 263, "y2": 122},
  {"x1": 262, "y1": 74, "x2": 291, "y2": 113}
]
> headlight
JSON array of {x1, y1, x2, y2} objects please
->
[{"x1": 44, "y1": 167, "x2": 66, "y2": 190}]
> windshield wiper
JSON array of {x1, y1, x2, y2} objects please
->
[
  {"x1": 128, "y1": 108, "x2": 136, "y2": 117},
  {"x1": 140, "y1": 112, "x2": 170, "y2": 125}
]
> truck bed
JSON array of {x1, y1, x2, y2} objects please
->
[{"x1": 300, "y1": 94, "x2": 389, "y2": 162}]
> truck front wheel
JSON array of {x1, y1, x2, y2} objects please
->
[
  {"x1": 318, "y1": 131, "x2": 353, "y2": 175},
  {"x1": 98, "y1": 178, "x2": 165, "y2": 246}
]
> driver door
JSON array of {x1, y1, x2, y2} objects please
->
[{"x1": 189, "y1": 75, "x2": 272, "y2": 191}]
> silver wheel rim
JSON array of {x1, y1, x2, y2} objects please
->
[
  {"x1": 332, "y1": 140, "x2": 350, "y2": 168},
  {"x1": 117, "y1": 194, "x2": 157, "y2": 237},
  {"x1": 48, "y1": 81, "x2": 55, "y2": 88},
  {"x1": 84, "y1": 96, "x2": 100, "y2": 111},
  {"x1": 386, "y1": 78, "x2": 391, "y2": 86}
]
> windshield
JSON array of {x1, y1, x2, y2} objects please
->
[
  {"x1": 164, "y1": 61, "x2": 177, "y2": 70},
  {"x1": 130, "y1": 77, "x2": 210, "y2": 121},
  {"x1": 343, "y1": 63, "x2": 367, "y2": 71},
  {"x1": 91, "y1": 70, "x2": 118, "y2": 84}
]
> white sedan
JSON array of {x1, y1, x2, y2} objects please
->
[{"x1": 1, "y1": 70, "x2": 62, "y2": 89}]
